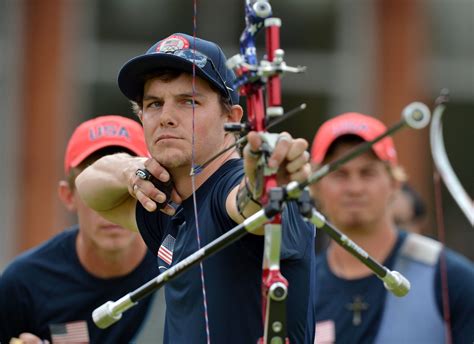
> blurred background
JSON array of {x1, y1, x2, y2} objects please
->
[{"x1": 0, "y1": 0, "x2": 472, "y2": 269}]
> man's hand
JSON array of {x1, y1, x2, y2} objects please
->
[
  {"x1": 243, "y1": 131, "x2": 311, "y2": 188},
  {"x1": 10, "y1": 333, "x2": 49, "y2": 344},
  {"x1": 129, "y1": 157, "x2": 182, "y2": 215},
  {"x1": 227, "y1": 131, "x2": 311, "y2": 226}
]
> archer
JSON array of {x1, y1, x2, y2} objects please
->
[{"x1": 76, "y1": 33, "x2": 316, "y2": 344}]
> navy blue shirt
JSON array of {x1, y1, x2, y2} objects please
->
[
  {"x1": 137, "y1": 159, "x2": 316, "y2": 344},
  {"x1": 313, "y1": 231, "x2": 474, "y2": 343},
  {"x1": 0, "y1": 227, "x2": 159, "y2": 343}
]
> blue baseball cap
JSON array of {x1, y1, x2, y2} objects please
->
[{"x1": 118, "y1": 33, "x2": 239, "y2": 105}]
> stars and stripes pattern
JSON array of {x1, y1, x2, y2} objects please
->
[
  {"x1": 50, "y1": 320, "x2": 89, "y2": 343},
  {"x1": 315, "y1": 320, "x2": 335, "y2": 344},
  {"x1": 158, "y1": 234, "x2": 176, "y2": 266}
]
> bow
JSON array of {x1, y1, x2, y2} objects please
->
[
  {"x1": 224, "y1": 1, "x2": 305, "y2": 342},
  {"x1": 430, "y1": 91, "x2": 473, "y2": 226}
]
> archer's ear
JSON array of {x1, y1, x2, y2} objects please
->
[
  {"x1": 58, "y1": 180, "x2": 77, "y2": 212},
  {"x1": 227, "y1": 104, "x2": 244, "y2": 123},
  {"x1": 137, "y1": 110, "x2": 144, "y2": 123}
]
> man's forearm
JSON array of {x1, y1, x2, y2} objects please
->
[{"x1": 76, "y1": 153, "x2": 145, "y2": 212}]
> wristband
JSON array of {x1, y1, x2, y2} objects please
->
[{"x1": 236, "y1": 177, "x2": 262, "y2": 219}]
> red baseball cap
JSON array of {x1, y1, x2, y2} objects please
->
[
  {"x1": 310, "y1": 112, "x2": 398, "y2": 166},
  {"x1": 64, "y1": 115, "x2": 148, "y2": 174}
]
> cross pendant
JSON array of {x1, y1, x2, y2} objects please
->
[{"x1": 346, "y1": 295, "x2": 369, "y2": 326}]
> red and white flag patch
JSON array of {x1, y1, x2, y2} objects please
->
[
  {"x1": 158, "y1": 234, "x2": 176, "y2": 266},
  {"x1": 314, "y1": 319, "x2": 335, "y2": 344},
  {"x1": 50, "y1": 320, "x2": 89, "y2": 343}
]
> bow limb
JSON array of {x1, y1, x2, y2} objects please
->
[{"x1": 430, "y1": 103, "x2": 474, "y2": 226}]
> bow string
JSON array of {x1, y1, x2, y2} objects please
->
[{"x1": 189, "y1": 1, "x2": 212, "y2": 343}]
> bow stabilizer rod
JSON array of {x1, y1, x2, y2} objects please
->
[
  {"x1": 308, "y1": 209, "x2": 410, "y2": 296},
  {"x1": 93, "y1": 208, "x2": 273, "y2": 329},
  {"x1": 92, "y1": 100, "x2": 430, "y2": 329}
]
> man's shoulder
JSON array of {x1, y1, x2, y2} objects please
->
[
  {"x1": 1, "y1": 227, "x2": 78, "y2": 281},
  {"x1": 210, "y1": 159, "x2": 243, "y2": 183},
  {"x1": 443, "y1": 245, "x2": 474, "y2": 275},
  {"x1": 197, "y1": 159, "x2": 243, "y2": 203},
  {"x1": 398, "y1": 231, "x2": 473, "y2": 271},
  {"x1": 398, "y1": 232, "x2": 442, "y2": 266}
]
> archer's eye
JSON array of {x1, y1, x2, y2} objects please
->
[
  {"x1": 183, "y1": 99, "x2": 197, "y2": 106},
  {"x1": 144, "y1": 101, "x2": 163, "y2": 110}
]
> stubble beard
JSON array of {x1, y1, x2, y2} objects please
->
[{"x1": 156, "y1": 149, "x2": 192, "y2": 170}]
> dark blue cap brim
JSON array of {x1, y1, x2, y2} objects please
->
[{"x1": 118, "y1": 53, "x2": 233, "y2": 103}]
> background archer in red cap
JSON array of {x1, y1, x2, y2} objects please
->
[
  {"x1": 309, "y1": 112, "x2": 474, "y2": 344},
  {"x1": 0, "y1": 115, "x2": 165, "y2": 343}
]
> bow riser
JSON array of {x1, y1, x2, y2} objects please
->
[{"x1": 229, "y1": 2, "x2": 295, "y2": 343}]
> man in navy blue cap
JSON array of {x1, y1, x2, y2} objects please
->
[
  {"x1": 77, "y1": 33, "x2": 315, "y2": 343},
  {"x1": 119, "y1": 33, "x2": 239, "y2": 106}
]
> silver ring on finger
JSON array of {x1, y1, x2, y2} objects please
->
[
  {"x1": 277, "y1": 133, "x2": 292, "y2": 143},
  {"x1": 303, "y1": 150, "x2": 310, "y2": 162},
  {"x1": 136, "y1": 168, "x2": 152, "y2": 181}
]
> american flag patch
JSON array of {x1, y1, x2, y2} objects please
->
[
  {"x1": 50, "y1": 320, "x2": 89, "y2": 343},
  {"x1": 158, "y1": 234, "x2": 176, "y2": 265},
  {"x1": 314, "y1": 320, "x2": 335, "y2": 344}
]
